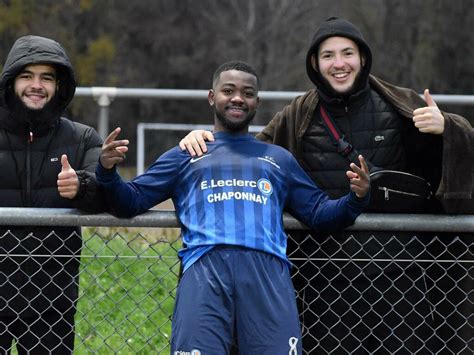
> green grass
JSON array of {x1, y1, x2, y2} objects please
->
[
  {"x1": 6, "y1": 227, "x2": 182, "y2": 354},
  {"x1": 74, "y1": 227, "x2": 182, "y2": 354}
]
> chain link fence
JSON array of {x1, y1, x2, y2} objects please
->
[{"x1": 1, "y1": 208, "x2": 472, "y2": 354}]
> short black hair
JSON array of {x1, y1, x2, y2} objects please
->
[{"x1": 212, "y1": 60, "x2": 259, "y2": 88}]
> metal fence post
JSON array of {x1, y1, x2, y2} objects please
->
[{"x1": 92, "y1": 87, "x2": 117, "y2": 139}]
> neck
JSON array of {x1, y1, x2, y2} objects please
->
[{"x1": 213, "y1": 126, "x2": 249, "y2": 135}]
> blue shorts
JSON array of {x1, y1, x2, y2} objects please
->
[{"x1": 171, "y1": 246, "x2": 302, "y2": 354}]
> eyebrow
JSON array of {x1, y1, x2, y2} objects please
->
[
  {"x1": 221, "y1": 82, "x2": 257, "y2": 89},
  {"x1": 19, "y1": 69, "x2": 57, "y2": 78},
  {"x1": 320, "y1": 46, "x2": 356, "y2": 54}
]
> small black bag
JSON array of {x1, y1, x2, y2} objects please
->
[
  {"x1": 319, "y1": 105, "x2": 432, "y2": 213},
  {"x1": 368, "y1": 169, "x2": 432, "y2": 213}
]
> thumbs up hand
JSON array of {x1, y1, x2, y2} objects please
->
[
  {"x1": 57, "y1": 154, "x2": 80, "y2": 199},
  {"x1": 412, "y1": 89, "x2": 445, "y2": 134}
]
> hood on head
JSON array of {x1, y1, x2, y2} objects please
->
[
  {"x1": 0, "y1": 35, "x2": 76, "y2": 112},
  {"x1": 305, "y1": 17, "x2": 372, "y2": 98}
]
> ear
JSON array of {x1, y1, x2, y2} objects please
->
[
  {"x1": 311, "y1": 54, "x2": 319, "y2": 72},
  {"x1": 208, "y1": 89, "x2": 215, "y2": 106}
]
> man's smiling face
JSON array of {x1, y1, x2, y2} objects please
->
[
  {"x1": 313, "y1": 36, "x2": 364, "y2": 95},
  {"x1": 14, "y1": 64, "x2": 57, "y2": 110},
  {"x1": 209, "y1": 69, "x2": 259, "y2": 133}
]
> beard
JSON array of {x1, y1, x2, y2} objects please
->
[
  {"x1": 318, "y1": 67, "x2": 367, "y2": 100},
  {"x1": 6, "y1": 90, "x2": 61, "y2": 135},
  {"x1": 214, "y1": 106, "x2": 256, "y2": 132}
]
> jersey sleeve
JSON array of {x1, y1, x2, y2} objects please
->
[
  {"x1": 285, "y1": 155, "x2": 369, "y2": 232},
  {"x1": 96, "y1": 147, "x2": 183, "y2": 217}
]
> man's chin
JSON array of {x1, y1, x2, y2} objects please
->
[
  {"x1": 223, "y1": 120, "x2": 249, "y2": 132},
  {"x1": 215, "y1": 109, "x2": 255, "y2": 132},
  {"x1": 329, "y1": 82, "x2": 354, "y2": 95},
  {"x1": 23, "y1": 101, "x2": 47, "y2": 110}
]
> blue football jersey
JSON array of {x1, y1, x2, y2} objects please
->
[{"x1": 97, "y1": 132, "x2": 368, "y2": 271}]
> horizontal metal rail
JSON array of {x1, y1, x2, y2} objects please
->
[
  {"x1": 74, "y1": 87, "x2": 474, "y2": 140},
  {"x1": 0, "y1": 208, "x2": 472, "y2": 232},
  {"x1": 75, "y1": 87, "x2": 474, "y2": 105}
]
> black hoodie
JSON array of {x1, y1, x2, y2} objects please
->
[{"x1": 0, "y1": 35, "x2": 76, "y2": 136}]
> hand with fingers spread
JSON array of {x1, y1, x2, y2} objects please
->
[
  {"x1": 412, "y1": 89, "x2": 445, "y2": 134},
  {"x1": 346, "y1": 155, "x2": 370, "y2": 198},
  {"x1": 100, "y1": 127, "x2": 129, "y2": 169},
  {"x1": 57, "y1": 154, "x2": 79, "y2": 199},
  {"x1": 179, "y1": 130, "x2": 215, "y2": 157}
]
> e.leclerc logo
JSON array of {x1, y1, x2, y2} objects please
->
[{"x1": 257, "y1": 178, "x2": 273, "y2": 195}]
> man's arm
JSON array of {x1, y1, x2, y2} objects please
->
[
  {"x1": 437, "y1": 111, "x2": 474, "y2": 212},
  {"x1": 97, "y1": 127, "x2": 180, "y2": 218},
  {"x1": 411, "y1": 88, "x2": 473, "y2": 211},
  {"x1": 372, "y1": 76, "x2": 473, "y2": 212},
  {"x1": 287, "y1": 155, "x2": 370, "y2": 231}
]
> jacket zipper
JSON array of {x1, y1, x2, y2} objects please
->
[
  {"x1": 378, "y1": 186, "x2": 423, "y2": 200},
  {"x1": 26, "y1": 128, "x2": 33, "y2": 206},
  {"x1": 344, "y1": 105, "x2": 353, "y2": 144}
]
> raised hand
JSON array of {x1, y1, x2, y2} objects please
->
[
  {"x1": 100, "y1": 127, "x2": 129, "y2": 169},
  {"x1": 346, "y1": 155, "x2": 370, "y2": 198},
  {"x1": 179, "y1": 130, "x2": 215, "y2": 157},
  {"x1": 57, "y1": 154, "x2": 79, "y2": 199},
  {"x1": 412, "y1": 89, "x2": 445, "y2": 134}
]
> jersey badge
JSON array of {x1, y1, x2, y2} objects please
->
[{"x1": 257, "y1": 178, "x2": 273, "y2": 196}]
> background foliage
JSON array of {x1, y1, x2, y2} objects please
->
[{"x1": 0, "y1": 0, "x2": 472, "y2": 165}]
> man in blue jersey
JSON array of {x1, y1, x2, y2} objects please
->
[{"x1": 96, "y1": 61, "x2": 370, "y2": 354}]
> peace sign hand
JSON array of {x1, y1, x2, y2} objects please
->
[{"x1": 100, "y1": 127, "x2": 129, "y2": 169}]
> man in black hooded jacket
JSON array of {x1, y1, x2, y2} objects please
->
[
  {"x1": 179, "y1": 17, "x2": 473, "y2": 354},
  {"x1": 0, "y1": 35, "x2": 103, "y2": 354}
]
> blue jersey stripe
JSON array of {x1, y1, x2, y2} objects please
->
[
  {"x1": 242, "y1": 161, "x2": 256, "y2": 248},
  {"x1": 202, "y1": 168, "x2": 216, "y2": 245},
  {"x1": 221, "y1": 159, "x2": 236, "y2": 245}
]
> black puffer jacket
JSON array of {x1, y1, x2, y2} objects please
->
[
  {"x1": 0, "y1": 36, "x2": 103, "y2": 317},
  {"x1": 301, "y1": 87, "x2": 409, "y2": 199}
]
